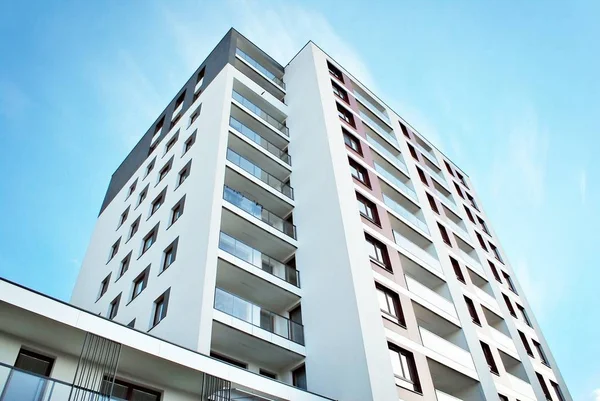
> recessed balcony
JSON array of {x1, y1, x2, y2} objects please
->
[
  {"x1": 404, "y1": 274, "x2": 457, "y2": 320},
  {"x1": 235, "y1": 48, "x2": 285, "y2": 91},
  {"x1": 374, "y1": 159, "x2": 416, "y2": 202},
  {"x1": 381, "y1": 182, "x2": 428, "y2": 235},
  {"x1": 454, "y1": 235, "x2": 482, "y2": 273},
  {"x1": 480, "y1": 306, "x2": 518, "y2": 356},
  {"x1": 428, "y1": 359, "x2": 483, "y2": 401},
  {"x1": 414, "y1": 135, "x2": 439, "y2": 166},
  {"x1": 422, "y1": 158, "x2": 447, "y2": 187},
  {"x1": 442, "y1": 204, "x2": 470, "y2": 239},
  {"x1": 366, "y1": 133, "x2": 409, "y2": 175},
  {"x1": 352, "y1": 86, "x2": 390, "y2": 124},
  {"x1": 432, "y1": 181, "x2": 458, "y2": 212},
  {"x1": 498, "y1": 351, "x2": 535, "y2": 400},
  {"x1": 232, "y1": 87, "x2": 288, "y2": 136},
  {"x1": 358, "y1": 104, "x2": 398, "y2": 147}
]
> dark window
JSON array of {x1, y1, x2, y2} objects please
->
[
  {"x1": 337, "y1": 103, "x2": 355, "y2": 127},
  {"x1": 503, "y1": 293, "x2": 517, "y2": 317},
  {"x1": 170, "y1": 196, "x2": 186, "y2": 225},
  {"x1": 170, "y1": 92, "x2": 185, "y2": 129},
  {"x1": 131, "y1": 266, "x2": 150, "y2": 301},
  {"x1": 152, "y1": 289, "x2": 170, "y2": 327},
  {"x1": 189, "y1": 105, "x2": 201, "y2": 127},
  {"x1": 129, "y1": 216, "x2": 140, "y2": 240},
  {"x1": 518, "y1": 330, "x2": 534, "y2": 356},
  {"x1": 454, "y1": 182, "x2": 464, "y2": 199},
  {"x1": 349, "y1": 158, "x2": 370, "y2": 186},
  {"x1": 537, "y1": 373, "x2": 553, "y2": 401},
  {"x1": 457, "y1": 171, "x2": 468, "y2": 188},
  {"x1": 108, "y1": 238, "x2": 120, "y2": 262},
  {"x1": 137, "y1": 185, "x2": 148, "y2": 206},
  {"x1": 98, "y1": 273, "x2": 111, "y2": 300},
  {"x1": 293, "y1": 364, "x2": 307, "y2": 390},
  {"x1": 127, "y1": 180, "x2": 137, "y2": 199},
  {"x1": 108, "y1": 294, "x2": 121, "y2": 320},
  {"x1": 164, "y1": 131, "x2": 179, "y2": 155},
  {"x1": 426, "y1": 193, "x2": 439, "y2": 214},
  {"x1": 118, "y1": 252, "x2": 132, "y2": 278},
  {"x1": 177, "y1": 161, "x2": 191, "y2": 186},
  {"x1": 210, "y1": 352, "x2": 247, "y2": 369},
  {"x1": 417, "y1": 167, "x2": 428, "y2": 185},
  {"x1": 184, "y1": 130, "x2": 196, "y2": 154},
  {"x1": 357, "y1": 193, "x2": 379, "y2": 224},
  {"x1": 490, "y1": 243, "x2": 503, "y2": 263},
  {"x1": 332, "y1": 80, "x2": 349, "y2": 103},
  {"x1": 388, "y1": 344, "x2": 421, "y2": 393},
  {"x1": 517, "y1": 304, "x2": 532, "y2": 326},
  {"x1": 14, "y1": 349, "x2": 54, "y2": 377},
  {"x1": 154, "y1": 116, "x2": 164, "y2": 137},
  {"x1": 551, "y1": 381, "x2": 565, "y2": 401},
  {"x1": 365, "y1": 234, "x2": 391, "y2": 270},
  {"x1": 259, "y1": 369, "x2": 277, "y2": 380},
  {"x1": 150, "y1": 190, "x2": 166, "y2": 216},
  {"x1": 399, "y1": 122, "x2": 410, "y2": 138},
  {"x1": 408, "y1": 143, "x2": 418, "y2": 160},
  {"x1": 444, "y1": 161, "x2": 454, "y2": 177},
  {"x1": 533, "y1": 340, "x2": 550, "y2": 366},
  {"x1": 466, "y1": 193, "x2": 479, "y2": 210},
  {"x1": 158, "y1": 158, "x2": 173, "y2": 183},
  {"x1": 193, "y1": 67, "x2": 205, "y2": 101},
  {"x1": 376, "y1": 284, "x2": 406, "y2": 326},
  {"x1": 450, "y1": 257, "x2": 465, "y2": 283},
  {"x1": 476, "y1": 232, "x2": 488, "y2": 251},
  {"x1": 161, "y1": 238, "x2": 178, "y2": 272},
  {"x1": 502, "y1": 272, "x2": 517, "y2": 293},
  {"x1": 477, "y1": 216, "x2": 490, "y2": 235},
  {"x1": 438, "y1": 223, "x2": 451, "y2": 246},
  {"x1": 480, "y1": 341, "x2": 499, "y2": 374},
  {"x1": 498, "y1": 395, "x2": 509, "y2": 401},
  {"x1": 489, "y1": 260, "x2": 502, "y2": 283},
  {"x1": 101, "y1": 378, "x2": 161, "y2": 401},
  {"x1": 118, "y1": 207, "x2": 130, "y2": 228},
  {"x1": 148, "y1": 141, "x2": 158, "y2": 156},
  {"x1": 142, "y1": 224, "x2": 159, "y2": 255},
  {"x1": 464, "y1": 296, "x2": 481, "y2": 325},
  {"x1": 127, "y1": 319, "x2": 136, "y2": 328},
  {"x1": 343, "y1": 129, "x2": 362, "y2": 154},
  {"x1": 327, "y1": 61, "x2": 343, "y2": 81},
  {"x1": 464, "y1": 206, "x2": 475, "y2": 223},
  {"x1": 145, "y1": 158, "x2": 156, "y2": 178}
]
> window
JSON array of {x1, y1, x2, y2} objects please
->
[
  {"x1": 210, "y1": 352, "x2": 247, "y2": 369},
  {"x1": 533, "y1": 340, "x2": 550, "y2": 366},
  {"x1": 183, "y1": 130, "x2": 196, "y2": 154},
  {"x1": 127, "y1": 319, "x2": 136, "y2": 328},
  {"x1": 128, "y1": 216, "x2": 140, "y2": 240},
  {"x1": 464, "y1": 206, "x2": 475, "y2": 223},
  {"x1": 537, "y1": 373, "x2": 553, "y2": 401},
  {"x1": 426, "y1": 193, "x2": 439, "y2": 214},
  {"x1": 477, "y1": 216, "x2": 490, "y2": 235},
  {"x1": 148, "y1": 140, "x2": 158, "y2": 156},
  {"x1": 457, "y1": 171, "x2": 468, "y2": 188},
  {"x1": 349, "y1": 158, "x2": 370, "y2": 186},
  {"x1": 438, "y1": 223, "x2": 451, "y2": 246},
  {"x1": 489, "y1": 260, "x2": 502, "y2": 283},
  {"x1": 466, "y1": 193, "x2": 479, "y2": 210},
  {"x1": 145, "y1": 158, "x2": 156, "y2": 178},
  {"x1": 417, "y1": 167, "x2": 428, "y2": 185},
  {"x1": 327, "y1": 60, "x2": 343, "y2": 81},
  {"x1": 503, "y1": 293, "x2": 517, "y2": 317},
  {"x1": 480, "y1": 341, "x2": 499, "y2": 374},
  {"x1": 503, "y1": 272, "x2": 517, "y2": 293},
  {"x1": 152, "y1": 289, "x2": 170, "y2": 327},
  {"x1": 464, "y1": 296, "x2": 481, "y2": 325},
  {"x1": 126, "y1": 180, "x2": 137, "y2": 199},
  {"x1": 170, "y1": 196, "x2": 186, "y2": 225},
  {"x1": 118, "y1": 207, "x2": 129, "y2": 228},
  {"x1": 193, "y1": 67, "x2": 205, "y2": 101},
  {"x1": 177, "y1": 161, "x2": 191, "y2": 186},
  {"x1": 388, "y1": 344, "x2": 421, "y2": 392},
  {"x1": 518, "y1": 330, "x2": 534, "y2": 356},
  {"x1": 399, "y1": 122, "x2": 410, "y2": 138},
  {"x1": 337, "y1": 103, "x2": 355, "y2": 127},
  {"x1": 450, "y1": 257, "x2": 465, "y2": 283},
  {"x1": 141, "y1": 224, "x2": 159, "y2": 255},
  {"x1": 365, "y1": 234, "x2": 391, "y2": 270},
  {"x1": 407, "y1": 143, "x2": 418, "y2": 160},
  {"x1": 444, "y1": 160, "x2": 454, "y2": 177},
  {"x1": 137, "y1": 185, "x2": 148, "y2": 207},
  {"x1": 150, "y1": 190, "x2": 166, "y2": 217},
  {"x1": 498, "y1": 395, "x2": 509, "y2": 401},
  {"x1": 101, "y1": 378, "x2": 161, "y2": 401},
  {"x1": 551, "y1": 381, "x2": 565, "y2": 401},
  {"x1": 332, "y1": 80, "x2": 349, "y2": 103},
  {"x1": 14, "y1": 349, "x2": 54, "y2": 377},
  {"x1": 490, "y1": 243, "x2": 503, "y2": 263},
  {"x1": 189, "y1": 105, "x2": 201, "y2": 127},
  {"x1": 517, "y1": 304, "x2": 532, "y2": 326},
  {"x1": 259, "y1": 369, "x2": 277, "y2": 380},
  {"x1": 98, "y1": 273, "x2": 111, "y2": 300},
  {"x1": 164, "y1": 131, "x2": 179, "y2": 155},
  {"x1": 292, "y1": 364, "x2": 307, "y2": 390},
  {"x1": 356, "y1": 193, "x2": 379, "y2": 224},
  {"x1": 343, "y1": 128, "x2": 362, "y2": 154},
  {"x1": 157, "y1": 158, "x2": 173, "y2": 183},
  {"x1": 118, "y1": 252, "x2": 132, "y2": 278},
  {"x1": 476, "y1": 232, "x2": 488, "y2": 251},
  {"x1": 454, "y1": 182, "x2": 464, "y2": 199},
  {"x1": 131, "y1": 266, "x2": 150, "y2": 301},
  {"x1": 376, "y1": 284, "x2": 406, "y2": 326},
  {"x1": 108, "y1": 294, "x2": 121, "y2": 320},
  {"x1": 170, "y1": 92, "x2": 185, "y2": 129},
  {"x1": 108, "y1": 238, "x2": 120, "y2": 262},
  {"x1": 161, "y1": 238, "x2": 178, "y2": 272}
]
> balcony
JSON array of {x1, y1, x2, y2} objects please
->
[
  {"x1": 374, "y1": 162, "x2": 417, "y2": 202},
  {"x1": 232, "y1": 90, "x2": 288, "y2": 136},
  {"x1": 419, "y1": 326, "x2": 475, "y2": 371},
  {"x1": 392, "y1": 225, "x2": 440, "y2": 272},
  {"x1": 405, "y1": 275, "x2": 457, "y2": 320},
  {"x1": 230, "y1": 115, "x2": 291, "y2": 165},
  {"x1": 442, "y1": 205, "x2": 470, "y2": 239},
  {"x1": 422, "y1": 158, "x2": 447, "y2": 187},
  {"x1": 489, "y1": 326, "x2": 518, "y2": 355},
  {"x1": 428, "y1": 359, "x2": 482, "y2": 401},
  {"x1": 383, "y1": 191, "x2": 429, "y2": 235},
  {"x1": 0, "y1": 363, "x2": 78, "y2": 401},
  {"x1": 414, "y1": 136, "x2": 439, "y2": 166},
  {"x1": 224, "y1": 186, "x2": 296, "y2": 240},
  {"x1": 366, "y1": 134, "x2": 409, "y2": 175},
  {"x1": 226, "y1": 148, "x2": 293, "y2": 200},
  {"x1": 432, "y1": 181, "x2": 457, "y2": 211},
  {"x1": 506, "y1": 374, "x2": 536, "y2": 400},
  {"x1": 499, "y1": 351, "x2": 536, "y2": 400},
  {"x1": 352, "y1": 88, "x2": 390, "y2": 124},
  {"x1": 359, "y1": 105, "x2": 398, "y2": 146},
  {"x1": 474, "y1": 286, "x2": 500, "y2": 312},
  {"x1": 436, "y1": 390, "x2": 465, "y2": 401},
  {"x1": 235, "y1": 48, "x2": 285, "y2": 90}
]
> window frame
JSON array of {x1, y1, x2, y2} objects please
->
[
  {"x1": 464, "y1": 296, "x2": 481, "y2": 325},
  {"x1": 161, "y1": 238, "x2": 179, "y2": 273},
  {"x1": 349, "y1": 158, "x2": 370, "y2": 187},
  {"x1": 108, "y1": 293, "x2": 121, "y2": 320},
  {"x1": 376, "y1": 284, "x2": 406, "y2": 327},
  {"x1": 141, "y1": 224, "x2": 159, "y2": 256},
  {"x1": 480, "y1": 341, "x2": 499, "y2": 375},
  {"x1": 151, "y1": 289, "x2": 170, "y2": 328},
  {"x1": 337, "y1": 103, "x2": 356, "y2": 128},
  {"x1": 356, "y1": 192, "x2": 379, "y2": 224},
  {"x1": 98, "y1": 273, "x2": 111, "y2": 301},
  {"x1": 183, "y1": 130, "x2": 197, "y2": 155},
  {"x1": 450, "y1": 257, "x2": 466, "y2": 283},
  {"x1": 365, "y1": 234, "x2": 391, "y2": 270},
  {"x1": 177, "y1": 161, "x2": 191, "y2": 187},
  {"x1": 131, "y1": 266, "x2": 150, "y2": 302},
  {"x1": 388, "y1": 344, "x2": 422, "y2": 393},
  {"x1": 343, "y1": 128, "x2": 362, "y2": 154}
]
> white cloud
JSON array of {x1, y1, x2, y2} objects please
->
[
  {"x1": 592, "y1": 388, "x2": 600, "y2": 401},
  {"x1": 579, "y1": 169, "x2": 587, "y2": 205}
]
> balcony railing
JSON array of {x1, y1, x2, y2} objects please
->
[
  {"x1": 405, "y1": 275, "x2": 457, "y2": 319},
  {"x1": 507, "y1": 374, "x2": 536, "y2": 400},
  {"x1": 214, "y1": 288, "x2": 304, "y2": 345},
  {"x1": 415, "y1": 141, "x2": 438, "y2": 165},
  {"x1": 459, "y1": 250, "x2": 482, "y2": 270},
  {"x1": 422, "y1": 163, "x2": 447, "y2": 185},
  {"x1": 236, "y1": 48, "x2": 286, "y2": 90},
  {"x1": 232, "y1": 90, "x2": 289, "y2": 136},
  {"x1": 393, "y1": 230, "x2": 441, "y2": 271},
  {"x1": 446, "y1": 219, "x2": 470, "y2": 239},
  {"x1": 436, "y1": 390, "x2": 465, "y2": 401},
  {"x1": 474, "y1": 286, "x2": 499, "y2": 311},
  {"x1": 219, "y1": 232, "x2": 299, "y2": 287},
  {"x1": 367, "y1": 135, "x2": 409, "y2": 175},
  {"x1": 230, "y1": 117, "x2": 291, "y2": 165},
  {"x1": 419, "y1": 327, "x2": 475, "y2": 370},
  {"x1": 226, "y1": 148, "x2": 294, "y2": 200},
  {"x1": 359, "y1": 111, "x2": 398, "y2": 146},
  {"x1": 223, "y1": 186, "x2": 296, "y2": 239},
  {"x1": 353, "y1": 90, "x2": 390, "y2": 124},
  {"x1": 374, "y1": 163, "x2": 417, "y2": 201},
  {"x1": 489, "y1": 326, "x2": 518, "y2": 354},
  {"x1": 383, "y1": 194, "x2": 429, "y2": 234},
  {"x1": 432, "y1": 186, "x2": 457, "y2": 209}
]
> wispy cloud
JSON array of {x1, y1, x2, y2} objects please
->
[
  {"x1": 592, "y1": 388, "x2": 600, "y2": 401},
  {"x1": 579, "y1": 168, "x2": 587, "y2": 205}
]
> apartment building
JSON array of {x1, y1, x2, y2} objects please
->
[{"x1": 0, "y1": 28, "x2": 571, "y2": 401}]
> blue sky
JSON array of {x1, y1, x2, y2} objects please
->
[{"x1": 0, "y1": 0, "x2": 597, "y2": 399}]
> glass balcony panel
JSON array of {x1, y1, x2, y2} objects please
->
[
  {"x1": 232, "y1": 91, "x2": 288, "y2": 136},
  {"x1": 374, "y1": 163, "x2": 417, "y2": 201},
  {"x1": 359, "y1": 111, "x2": 398, "y2": 146},
  {"x1": 383, "y1": 194, "x2": 429, "y2": 234},
  {"x1": 229, "y1": 117, "x2": 291, "y2": 165},
  {"x1": 236, "y1": 48, "x2": 285, "y2": 90},
  {"x1": 367, "y1": 135, "x2": 408, "y2": 175},
  {"x1": 353, "y1": 90, "x2": 390, "y2": 123}
]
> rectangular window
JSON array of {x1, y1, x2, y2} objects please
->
[
  {"x1": 457, "y1": 171, "x2": 468, "y2": 188},
  {"x1": 464, "y1": 205, "x2": 475, "y2": 223},
  {"x1": 170, "y1": 196, "x2": 185, "y2": 225},
  {"x1": 407, "y1": 143, "x2": 418, "y2": 160},
  {"x1": 337, "y1": 103, "x2": 355, "y2": 127},
  {"x1": 490, "y1": 243, "x2": 504, "y2": 263},
  {"x1": 477, "y1": 216, "x2": 490, "y2": 235},
  {"x1": 145, "y1": 158, "x2": 156, "y2": 178},
  {"x1": 161, "y1": 238, "x2": 179, "y2": 272},
  {"x1": 152, "y1": 289, "x2": 170, "y2": 327},
  {"x1": 118, "y1": 207, "x2": 130, "y2": 228},
  {"x1": 489, "y1": 260, "x2": 502, "y2": 283},
  {"x1": 141, "y1": 224, "x2": 159, "y2": 255},
  {"x1": 533, "y1": 340, "x2": 550, "y2": 366},
  {"x1": 438, "y1": 223, "x2": 452, "y2": 246},
  {"x1": 454, "y1": 182, "x2": 464, "y2": 199},
  {"x1": 450, "y1": 257, "x2": 465, "y2": 283},
  {"x1": 170, "y1": 92, "x2": 185, "y2": 129},
  {"x1": 14, "y1": 349, "x2": 54, "y2": 377},
  {"x1": 154, "y1": 116, "x2": 164, "y2": 137},
  {"x1": 150, "y1": 189, "x2": 166, "y2": 217},
  {"x1": 177, "y1": 161, "x2": 191, "y2": 186},
  {"x1": 193, "y1": 67, "x2": 205, "y2": 101},
  {"x1": 189, "y1": 105, "x2": 201, "y2": 127},
  {"x1": 376, "y1": 284, "x2": 406, "y2": 326},
  {"x1": 481, "y1": 341, "x2": 499, "y2": 374},
  {"x1": 108, "y1": 294, "x2": 121, "y2": 320},
  {"x1": 101, "y1": 378, "x2": 161, "y2": 401},
  {"x1": 118, "y1": 252, "x2": 132, "y2": 278},
  {"x1": 466, "y1": 193, "x2": 479, "y2": 210},
  {"x1": 343, "y1": 128, "x2": 362, "y2": 154},
  {"x1": 127, "y1": 319, "x2": 136, "y2": 328},
  {"x1": 417, "y1": 167, "x2": 428, "y2": 186},
  {"x1": 292, "y1": 364, "x2": 307, "y2": 390},
  {"x1": 464, "y1": 296, "x2": 481, "y2": 325},
  {"x1": 127, "y1": 180, "x2": 137, "y2": 199},
  {"x1": 517, "y1": 304, "x2": 532, "y2": 327},
  {"x1": 327, "y1": 61, "x2": 343, "y2": 81},
  {"x1": 259, "y1": 369, "x2": 277, "y2": 380},
  {"x1": 183, "y1": 130, "x2": 196, "y2": 154},
  {"x1": 388, "y1": 344, "x2": 421, "y2": 392},
  {"x1": 332, "y1": 80, "x2": 349, "y2": 103},
  {"x1": 399, "y1": 122, "x2": 410, "y2": 138},
  {"x1": 426, "y1": 193, "x2": 439, "y2": 214},
  {"x1": 164, "y1": 132, "x2": 178, "y2": 155},
  {"x1": 137, "y1": 184, "x2": 148, "y2": 207},
  {"x1": 158, "y1": 158, "x2": 173, "y2": 183},
  {"x1": 444, "y1": 160, "x2": 454, "y2": 177},
  {"x1": 503, "y1": 293, "x2": 517, "y2": 317},
  {"x1": 537, "y1": 373, "x2": 553, "y2": 401},
  {"x1": 518, "y1": 330, "x2": 534, "y2": 356},
  {"x1": 128, "y1": 216, "x2": 140, "y2": 240},
  {"x1": 356, "y1": 193, "x2": 379, "y2": 224},
  {"x1": 498, "y1": 395, "x2": 509, "y2": 401},
  {"x1": 108, "y1": 238, "x2": 120, "y2": 262},
  {"x1": 502, "y1": 272, "x2": 518, "y2": 293},
  {"x1": 349, "y1": 158, "x2": 370, "y2": 186},
  {"x1": 98, "y1": 273, "x2": 111, "y2": 300},
  {"x1": 476, "y1": 232, "x2": 488, "y2": 251},
  {"x1": 551, "y1": 381, "x2": 565, "y2": 401},
  {"x1": 365, "y1": 234, "x2": 391, "y2": 270},
  {"x1": 131, "y1": 266, "x2": 150, "y2": 301}
]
